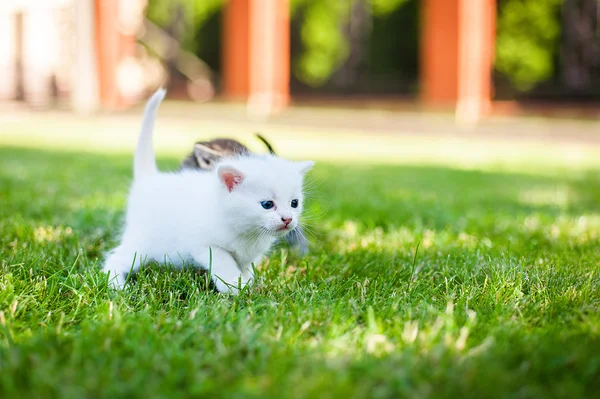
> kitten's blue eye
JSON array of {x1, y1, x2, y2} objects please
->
[
  {"x1": 291, "y1": 199, "x2": 299, "y2": 208},
  {"x1": 261, "y1": 201, "x2": 274, "y2": 210}
]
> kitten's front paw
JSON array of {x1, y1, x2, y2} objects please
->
[
  {"x1": 214, "y1": 277, "x2": 248, "y2": 295},
  {"x1": 241, "y1": 268, "x2": 254, "y2": 285},
  {"x1": 105, "y1": 270, "x2": 127, "y2": 290},
  {"x1": 215, "y1": 279, "x2": 239, "y2": 295}
]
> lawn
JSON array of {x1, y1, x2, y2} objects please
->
[{"x1": 1, "y1": 120, "x2": 600, "y2": 398}]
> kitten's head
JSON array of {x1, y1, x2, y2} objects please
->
[
  {"x1": 215, "y1": 155, "x2": 314, "y2": 238},
  {"x1": 193, "y1": 139, "x2": 250, "y2": 170}
]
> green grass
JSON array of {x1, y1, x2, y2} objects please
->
[{"x1": 1, "y1": 141, "x2": 600, "y2": 398}]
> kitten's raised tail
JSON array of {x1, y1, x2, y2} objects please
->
[{"x1": 134, "y1": 88, "x2": 166, "y2": 178}]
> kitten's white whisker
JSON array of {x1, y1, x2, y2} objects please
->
[{"x1": 297, "y1": 224, "x2": 317, "y2": 241}]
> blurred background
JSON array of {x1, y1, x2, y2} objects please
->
[{"x1": 1, "y1": 0, "x2": 599, "y2": 123}]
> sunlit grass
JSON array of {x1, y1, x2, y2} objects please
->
[{"x1": 1, "y1": 113, "x2": 600, "y2": 398}]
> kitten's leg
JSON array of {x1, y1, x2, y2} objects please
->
[
  {"x1": 239, "y1": 254, "x2": 268, "y2": 287},
  {"x1": 102, "y1": 246, "x2": 143, "y2": 289},
  {"x1": 240, "y1": 263, "x2": 255, "y2": 286},
  {"x1": 193, "y1": 247, "x2": 245, "y2": 295}
]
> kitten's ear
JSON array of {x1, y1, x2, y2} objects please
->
[
  {"x1": 194, "y1": 143, "x2": 223, "y2": 158},
  {"x1": 217, "y1": 165, "x2": 245, "y2": 192},
  {"x1": 296, "y1": 161, "x2": 315, "y2": 175},
  {"x1": 194, "y1": 143, "x2": 223, "y2": 169}
]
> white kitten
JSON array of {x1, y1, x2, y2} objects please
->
[{"x1": 102, "y1": 89, "x2": 314, "y2": 294}]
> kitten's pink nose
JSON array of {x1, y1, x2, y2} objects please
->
[{"x1": 281, "y1": 217, "x2": 292, "y2": 226}]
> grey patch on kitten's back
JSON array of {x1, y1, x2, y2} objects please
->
[
  {"x1": 180, "y1": 138, "x2": 251, "y2": 171},
  {"x1": 180, "y1": 134, "x2": 310, "y2": 255},
  {"x1": 180, "y1": 134, "x2": 278, "y2": 171}
]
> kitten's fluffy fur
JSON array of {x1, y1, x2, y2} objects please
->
[
  {"x1": 179, "y1": 134, "x2": 310, "y2": 255},
  {"x1": 102, "y1": 89, "x2": 314, "y2": 294}
]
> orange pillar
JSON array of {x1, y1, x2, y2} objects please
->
[
  {"x1": 222, "y1": 0, "x2": 250, "y2": 99},
  {"x1": 222, "y1": 0, "x2": 290, "y2": 114},
  {"x1": 421, "y1": 0, "x2": 496, "y2": 122},
  {"x1": 94, "y1": 0, "x2": 136, "y2": 110}
]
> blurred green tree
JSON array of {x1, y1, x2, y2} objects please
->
[
  {"x1": 146, "y1": 0, "x2": 223, "y2": 55},
  {"x1": 144, "y1": 0, "x2": 572, "y2": 95},
  {"x1": 495, "y1": 0, "x2": 563, "y2": 90},
  {"x1": 290, "y1": 0, "x2": 351, "y2": 87},
  {"x1": 146, "y1": 0, "x2": 415, "y2": 89},
  {"x1": 290, "y1": 0, "x2": 414, "y2": 89}
]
